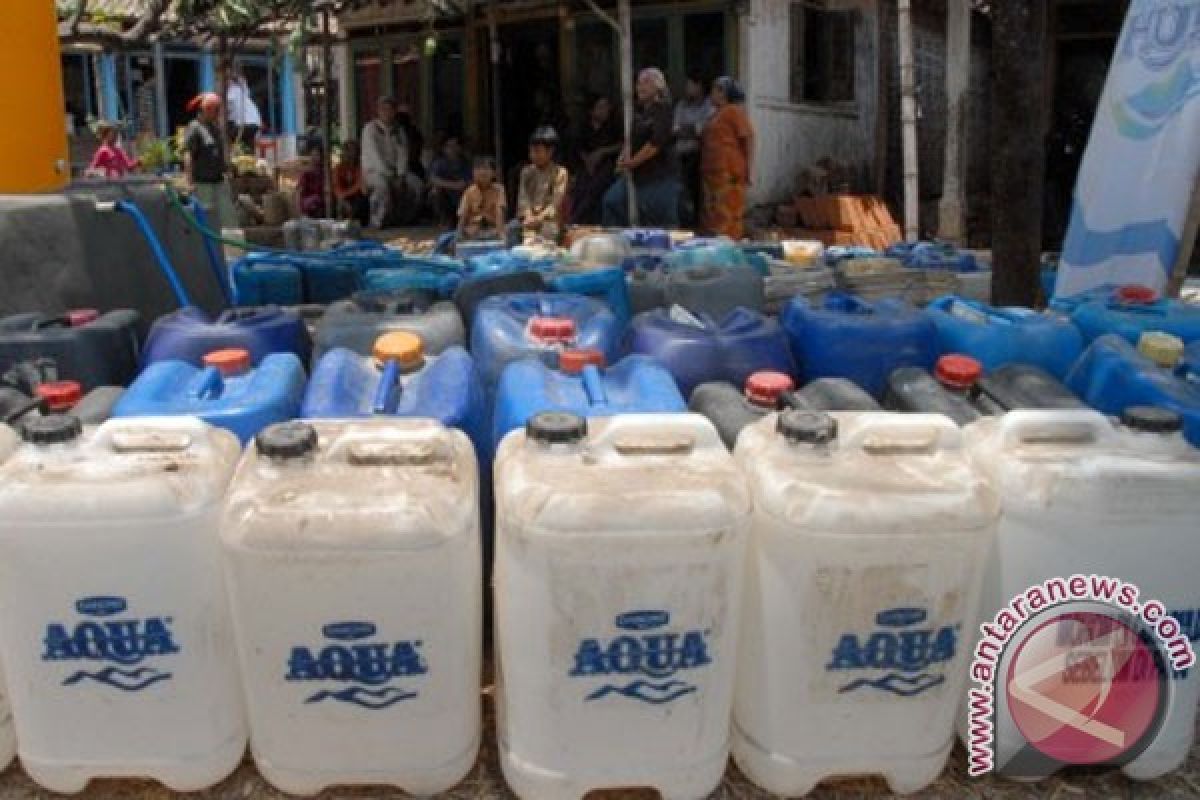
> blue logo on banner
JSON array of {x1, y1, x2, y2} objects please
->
[
  {"x1": 43, "y1": 596, "x2": 179, "y2": 691},
  {"x1": 569, "y1": 610, "x2": 711, "y2": 704},
  {"x1": 827, "y1": 607, "x2": 959, "y2": 697},
  {"x1": 286, "y1": 621, "x2": 426, "y2": 710}
]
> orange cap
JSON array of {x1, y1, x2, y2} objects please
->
[
  {"x1": 1114, "y1": 284, "x2": 1158, "y2": 305},
  {"x1": 935, "y1": 354, "x2": 983, "y2": 390},
  {"x1": 373, "y1": 331, "x2": 424, "y2": 367},
  {"x1": 36, "y1": 381, "x2": 83, "y2": 412},
  {"x1": 560, "y1": 349, "x2": 607, "y2": 374},
  {"x1": 745, "y1": 371, "x2": 795, "y2": 407},
  {"x1": 67, "y1": 309, "x2": 99, "y2": 326},
  {"x1": 203, "y1": 348, "x2": 252, "y2": 376},
  {"x1": 529, "y1": 316, "x2": 577, "y2": 343}
]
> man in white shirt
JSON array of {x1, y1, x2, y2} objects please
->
[
  {"x1": 360, "y1": 95, "x2": 422, "y2": 228},
  {"x1": 226, "y1": 65, "x2": 263, "y2": 151}
]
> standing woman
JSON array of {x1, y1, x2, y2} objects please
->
[
  {"x1": 602, "y1": 67, "x2": 680, "y2": 228},
  {"x1": 569, "y1": 95, "x2": 622, "y2": 225},
  {"x1": 701, "y1": 76, "x2": 755, "y2": 239}
]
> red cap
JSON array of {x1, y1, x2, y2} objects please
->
[
  {"x1": 67, "y1": 309, "x2": 100, "y2": 327},
  {"x1": 935, "y1": 354, "x2": 983, "y2": 390},
  {"x1": 745, "y1": 371, "x2": 795, "y2": 407},
  {"x1": 203, "y1": 348, "x2": 252, "y2": 376},
  {"x1": 529, "y1": 316, "x2": 577, "y2": 344},
  {"x1": 36, "y1": 380, "x2": 83, "y2": 412},
  {"x1": 560, "y1": 349, "x2": 607, "y2": 374},
  {"x1": 1114, "y1": 285, "x2": 1158, "y2": 305}
]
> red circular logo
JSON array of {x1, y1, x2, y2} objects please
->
[{"x1": 1006, "y1": 611, "x2": 1166, "y2": 766}]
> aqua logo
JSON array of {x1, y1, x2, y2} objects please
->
[
  {"x1": 1118, "y1": 2, "x2": 1200, "y2": 72},
  {"x1": 826, "y1": 606, "x2": 959, "y2": 697},
  {"x1": 286, "y1": 621, "x2": 426, "y2": 710},
  {"x1": 43, "y1": 595, "x2": 179, "y2": 691},
  {"x1": 569, "y1": 610, "x2": 711, "y2": 704}
]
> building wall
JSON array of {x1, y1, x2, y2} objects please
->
[{"x1": 741, "y1": 0, "x2": 880, "y2": 206}]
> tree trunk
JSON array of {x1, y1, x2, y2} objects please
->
[
  {"x1": 897, "y1": 0, "x2": 919, "y2": 241},
  {"x1": 990, "y1": 0, "x2": 1047, "y2": 306},
  {"x1": 937, "y1": 0, "x2": 969, "y2": 246}
]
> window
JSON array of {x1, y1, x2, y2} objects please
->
[{"x1": 790, "y1": 1, "x2": 857, "y2": 106}]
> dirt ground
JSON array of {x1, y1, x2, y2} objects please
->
[{"x1": 0, "y1": 692, "x2": 1195, "y2": 800}]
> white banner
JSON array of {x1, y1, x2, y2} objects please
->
[{"x1": 1055, "y1": 0, "x2": 1200, "y2": 298}]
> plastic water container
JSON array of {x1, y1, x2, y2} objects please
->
[
  {"x1": 1070, "y1": 285, "x2": 1200, "y2": 346},
  {"x1": 33, "y1": 381, "x2": 124, "y2": 425},
  {"x1": 628, "y1": 306, "x2": 794, "y2": 398},
  {"x1": 471, "y1": 293, "x2": 621, "y2": 388},
  {"x1": 303, "y1": 334, "x2": 485, "y2": 450},
  {"x1": 491, "y1": 353, "x2": 686, "y2": 452},
  {"x1": 362, "y1": 265, "x2": 463, "y2": 299},
  {"x1": 1065, "y1": 334, "x2": 1200, "y2": 446},
  {"x1": 231, "y1": 254, "x2": 305, "y2": 307},
  {"x1": 453, "y1": 271, "x2": 548, "y2": 336},
  {"x1": 142, "y1": 306, "x2": 312, "y2": 368},
  {"x1": 925, "y1": 296, "x2": 1083, "y2": 379},
  {"x1": 0, "y1": 310, "x2": 141, "y2": 390},
  {"x1": 972, "y1": 364, "x2": 1085, "y2": 414},
  {"x1": 0, "y1": 424, "x2": 16, "y2": 772},
  {"x1": 666, "y1": 240, "x2": 759, "y2": 273},
  {"x1": 689, "y1": 371, "x2": 795, "y2": 449},
  {"x1": 734, "y1": 410, "x2": 998, "y2": 795},
  {"x1": 455, "y1": 239, "x2": 507, "y2": 260},
  {"x1": 1182, "y1": 340, "x2": 1200, "y2": 383},
  {"x1": 550, "y1": 266, "x2": 633, "y2": 332},
  {"x1": 0, "y1": 416, "x2": 245, "y2": 793},
  {"x1": 494, "y1": 412, "x2": 750, "y2": 799},
  {"x1": 905, "y1": 242, "x2": 979, "y2": 272},
  {"x1": 115, "y1": 349, "x2": 306, "y2": 444},
  {"x1": 220, "y1": 420, "x2": 480, "y2": 794},
  {"x1": 627, "y1": 263, "x2": 670, "y2": 315},
  {"x1": 302, "y1": 257, "x2": 363, "y2": 304},
  {"x1": 824, "y1": 245, "x2": 879, "y2": 265},
  {"x1": 282, "y1": 218, "x2": 360, "y2": 252},
  {"x1": 962, "y1": 408, "x2": 1200, "y2": 780},
  {"x1": 665, "y1": 265, "x2": 765, "y2": 319},
  {"x1": 782, "y1": 377, "x2": 880, "y2": 412},
  {"x1": 886, "y1": 356, "x2": 984, "y2": 426},
  {"x1": 621, "y1": 229, "x2": 672, "y2": 250},
  {"x1": 783, "y1": 292, "x2": 938, "y2": 399},
  {"x1": 313, "y1": 290, "x2": 464, "y2": 361}
]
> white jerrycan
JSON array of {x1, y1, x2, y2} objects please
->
[
  {"x1": 962, "y1": 408, "x2": 1200, "y2": 781},
  {"x1": 733, "y1": 410, "x2": 998, "y2": 796},
  {"x1": 493, "y1": 412, "x2": 751, "y2": 800},
  {"x1": 0, "y1": 415, "x2": 245, "y2": 794},
  {"x1": 0, "y1": 423, "x2": 19, "y2": 772},
  {"x1": 220, "y1": 419, "x2": 481, "y2": 795}
]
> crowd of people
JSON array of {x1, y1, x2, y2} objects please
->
[{"x1": 87, "y1": 64, "x2": 757, "y2": 241}]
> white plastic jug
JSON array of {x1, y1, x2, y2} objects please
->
[
  {"x1": 963, "y1": 408, "x2": 1200, "y2": 781},
  {"x1": 0, "y1": 416, "x2": 245, "y2": 793},
  {"x1": 493, "y1": 412, "x2": 750, "y2": 800},
  {"x1": 220, "y1": 419, "x2": 481, "y2": 795},
  {"x1": 733, "y1": 411, "x2": 998, "y2": 795},
  {"x1": 0, "y1": 424, "x2": 18, "y2": 772}
]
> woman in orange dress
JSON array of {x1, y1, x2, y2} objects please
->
[{"x1": 701, "y1": 76, "x2": 755, "y2": 239}]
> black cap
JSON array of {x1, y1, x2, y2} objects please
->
[
  {"x1": 777, "y1": 410, "x2": 837, "y2": 445},
  {"x1": 20, "y1": 414, "x2": 83, "y2": 445},
  {"x1": 1120, "y1": 406, "x2": 1183, "y2": 434},
  {"x1": 256, "y1": 421, "x2": 318, "y2": 459},
  {"x1": 527, "y1": 412, "x2": 587, "y2": 444}
]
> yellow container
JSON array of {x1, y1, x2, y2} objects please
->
[{"x1": 0, "y1": 0, "x2": 69, "y2": 193}]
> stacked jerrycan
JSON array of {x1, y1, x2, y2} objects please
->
[
  {"x1": 453, "y1": 271, "x2": 548, "y2": 337},
  {"x1": 628, "y1": 306, "x2": 795, "y2": 398},
  {"x1": 665, "y1": 264, "x2": 765, "y2": 319},
  {"x1": 494, "y1": 412, "x2": 751, "y2": 799},
  {"x1": 1066, "y1": 333, "x2": 1200, "y2": 446},
  {"x1": 925, "y1": 295, "x2": 1083, "y2": 378},
  {"x1": 782, "y1": 378, "x2": 881, "y2": 413},
  {"x1": 0, "y1": 425, "x2": 16, "y2": 772},
  {"x1": 471, "y1": 293, "x2": 622, "y2": 389},
  {"x1": 361, "y1": 254, "x2": 466, "y2": 299},
  {"x1": 689, "y1": 371, "x2": 796, "y2": 450},
  {"x1": 963, "y1": 408, "x2": 1200, "y2": 780},
  {"x1": 492, "y1": 351, "x2": 685, "y2": 452},
  {"x1": 312, "y1": 289, "x2": 464, "y2": 361},
  {"x1": 303, "y1": 332, "x2": 485, "y2": 453},
  {"x1": 220, "y1": 420, "x2": 481, "y2": 794},
  {"x1": 0, "y1": 309, "x2": 141, "y2": 390},
  {"x1": 0, "y1": 416, "x2": 245, "y2": 792},
  {"x1": 115, "y1": 348, "x2": 306, "y2": 444},
  {"x1": 1069, "y1": 285, "x2": 1200, "y2": 346},
  {"x1": 142, "y1": 306, "x2": 312, "y2": 367},
  {"x1": 6, "y1": 381, "x2": 124, "y2": 426},
  {"x1": 972, "y1": 364, "x2": 1086, "y2": 413},
  {"x1": 783, "y1": 291, "x2": 938, "y2": 399},
  {"x1": 734, "y1": 410, "x2": 999, "y2": 795},
  {"x1": 556, "y1": 234, "x2": 635, "y2": 330},
  {"x1": 231, "y1": 254, "x2": 305, "y2": 307},
  {"x1": 889, "y1": 242, "x2": 991, "y2": 303},
  {"x1": 886, "y1": 354, "x2": 984, "y2": 426}
]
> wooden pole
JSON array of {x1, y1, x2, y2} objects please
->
[
  {"x1": 321, "y1": 7, "x2": 334, "y2": 219},
  {"x1": 488, "y1": 0, "x2": 504, "y2": 177},
  {"x1": 618, "y1": 0, "x2": 637, "y2": 225},
  {"x1": 897, "y1": 0, "x2": 919, "y2": 240},
  {"x1": 1167, "y1": 174, "x2": 1200, "y2": 298},
  {"x1": 937, "y1": 0, "x2": 969, "y2": 246}
]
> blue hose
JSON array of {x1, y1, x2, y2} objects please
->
[
  {"x1": 116, "y1": 199, "x2": 193, "y2": 308},
  {"x1": 186, "y1": 198, "x2": 233, "y2": 305}
]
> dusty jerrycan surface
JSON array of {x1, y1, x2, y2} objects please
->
[
  {"x1": 961, "y1": 408, "x2": 1200, "y2": 782},
  {"x1": 732, "y1": 410, "x2": 998, "y2": 796},
  {"x1": 0, "y1": 416, "x2": 245, "y2": 794},
  {"x1": 220, "y1": 420, "x2": 481, "y2": 795},
  {"x1": 312, "y1": 289, "x2": 464, "y2": 362},
  {"x1": 493, "y1": 412, "x2": 751, "y2": 800},
  {"x1": 0, "y1": 424, "x2": 18, "y2": 771}
]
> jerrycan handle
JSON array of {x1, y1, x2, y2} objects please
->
[
  {"x1": 999, "y1": 410, "x2": 1112, "y2": 449},
  {"x1": 324, "y1": 425, "x2": 451, "y2": 467},
  {"x1": 372, "y1": 359, "x2": 403, "y2": 415},
  {"x1": 581, "y1": 364, "x2": 608, "y2": 407},
  {"x1": 838, "y1": 413, "x2": 963, "y2": 456},
  {"x1": 93, "y1": 416, "x2": 213, "y2": 454},
  {"x1": 193, "y1": 366, "x2": 226, "y2": 400}
]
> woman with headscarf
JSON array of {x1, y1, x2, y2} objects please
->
[
  {"x1": 701, "y1": 76, "x2": 755, "y2": 239},
  {"x1": 183, "y1": 92, "x2": 238, "y2": 231},
  {"x1": 602, "y1": 67, "x2": 680, "y2": 228}
]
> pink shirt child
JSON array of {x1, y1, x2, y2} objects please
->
[{"x1": 88, "y1": 143, "x2": 139, "y2": 178}]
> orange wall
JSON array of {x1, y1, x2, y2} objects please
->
[{"x1": 0, "y1": 0, "x2": 69, "y2": 192}]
